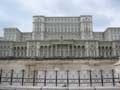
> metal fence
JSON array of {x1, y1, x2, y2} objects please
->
[{"x1": 0, "y1": 69, "x2": 120, "y2": 87}]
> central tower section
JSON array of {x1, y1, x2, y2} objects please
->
[{"x1": 32, "y1": 15, "x2": 93, "y2": 40}]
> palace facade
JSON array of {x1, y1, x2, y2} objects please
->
[{"x1": 0, "y1": 15, "x2": 120, "y2": 58}]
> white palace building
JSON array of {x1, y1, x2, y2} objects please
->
[
  {"x1": 0, "y1": 15, "x2": 120, "y2": 90},
  {"x1": 0, "y1": 15, "x2": 120, "y2": 58}
]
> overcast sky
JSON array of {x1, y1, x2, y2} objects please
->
[{"x1": 0, "y1": 0, "x2": 120, "y2": 36}]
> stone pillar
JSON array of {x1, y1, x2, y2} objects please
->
[
  {"x1": 50, "y1": 45, "x2": 53, "y2": 57},
  {"x1": 43, "y1": 46, "x2": 45, "y2": 57},
  {"x1": 60, "y1": 45, "x2": 62, "y2": 57},
  {"x1": 67, "y1": 45, "x2": 69, "y2": 57},
  {"x1": 41, "y1": 46, "x2": 43, "y2": 57},
  {"x1": 44, "y1": 46, "x2": 46, "y2": 57},
  {"x1": 61, "y1": 44, "x2": 63, "y2": 57},
  {"x1": 47, "y1": 45, "x2": 49, "y2": 57},
  {"x1": 46, "y1": 46, "x2": 48, "y2": 57},
  {"x1": 100, "y1": 47, "x2": 102, "y2": 57},
  {"x1": 74, "y1": 46, "x2": 76, "y2": 57},
  {"x1": 26, "y1": 42, "x2": 30, "y2": 57},
  {"x1": 85, "y1": 42, "x2": 89, "y2": 57},
  {"x1": 10, "y1": 45, "x2": 13, "y2": 56},
  {"x1": 39, "y1": 46, "x2": 41, "y2": 57},
  {"x1": 95, "y1": 42, "x2": 99, "y2": 57},
  {"x1": 56, "y1": 44, "x2": 57, "y2": 57},
  {"x1": 112, "y1": 43, "x2": 117, "y2": 57},
  {"x1": 76, "y1": 46, "x2": 78, "y2": 57},
  {"x1": 36, "y1": 42, "x2": 39, "y2": 57},
  {"x1": 20, "y1": 47, "x2": 22, "y2": 57},
  {"x1": 21, "y1": 47, "x2": 23, "y2": 57},
  {"x1": 62, "y1": 45, "x2": 64, "y2": 57},
  {"x1": 104, "y1": 47, "x2": 106, "y2": 57},
  {"x1": 72, "y1": 45, "x2": 74, "y2": 57},
  {"x1": 42, "y1": 46, "x2": 44, "y2": 57},
  {"x1": 79, "y1": 46, "x2": 81, "y2": 57}
]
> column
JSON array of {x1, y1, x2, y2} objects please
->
[
  {"x1": 39, "y1": 46, "x2": 41, "y2": 57},
  {"x1": 104, "y1": 47, "x2": 106, "y2": 57},
  {"x1": 61, "y1": 44, "x2": 63, "y2": 57},
  {"x1": 58, "y1": 45, "x2": 60, "y2": 56},
  {"x1": 72, "y1": 45, "x2": 74, "y2": 57},
  {"x1": 79, "y1": 46, "x2": 81, "y2": 57},
  {"x1": 60, "y1": 45, "x2": 62, "y2": 57},
  {"x1": 26, "y1": 42, "x2": 29, "y2": 57},
  {"x1": 74, "y1": 46, "x2": 76, "y2": 58},
  {"x1": 82, "y1": 46, "x2": 85, "y2": 57},
  {"x1": 46, "y1": 45, "x2": 49, "y2": 57},
  {"x1": 19, "y1": 47, "x2": 21, "y2": 57},
  {"x1": 21, "y1": 47, "x2": 23, "y2": 57},
  {"x1": 63, "y1": 45, "x2": 64, "y2": 57},
  {"x1": 44, "y1": 46, "x2": 46, "y2": 57},
  {"x1": 77, "y1": 46, "x2": 79, "y2": 57},
  {"x1": 65, "y1": 45, "x2": 67, "y2": 57},
  {"x1": 42, "y1": 46, "x2": 44, "y2": 57},
  {"x1": 56, "y1": 44, "x2": 57, "y2": 57},
  {"x1": 95, "y1": 45, "x2": 99, "y2": 57},
  {"x1": 70, "y1": 45, "x2": 72, "y2": 57},
  {"x1": 43, "y1": 46, "x2": 45, "y2": 57},
  {"x1": 67, "y1": 45, "x2": 69, "y2": 57},
  {"x1": 85, "y1": 42, "x2": 89, "y2": 57},
  {"x1": 112, "y1": 43, "x2": 116, "y2": 57},
  {"x1": 102, "y1": 46, "x2": 105, "y2": 57},
  {"x1": 36, "y1": 42, "x2": 39, "y2": 57},
  {"x1": 10, "y1": 45, "x2": 13, "y2": 56},
  {"x1": 47, "y1": 46, "x2": 49, "y2": 58},
  {"x1": 51, "y1": 45, "x2": 53, "y2": 57}
]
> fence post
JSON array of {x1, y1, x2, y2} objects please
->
[
  {"x1": 89, "y1": 70, "x2": 92, "y2": 87},
  {"x1": 100, "y1": 70, "x2": 104, "y2": 86},
  {"x1": 33, "y1": 70, "x2": 36, "y2": 86},
  {"x1": 55, "y1": 70, "x2": 58, "y2": 87},
  {"x1": 112, "y1": 69, "x2": 115, "y2": 86},
  {"x1": 21, "y1": 69, "x2": 25, "y2": 86},
  {"x1": 66, "y1": 70, "x2": 69, "y2": 87},
  {"x1": 44, "y1": 70, "x2": 47, "y2": 86},
  {"x1": 78, "y1": 70, "x2": 80, "y2": 86},
  {"x1": 10, "y1": 69, "x2": 14, "y2": 85},
  {"x1": 0, "y1": 69, "x2": 2, "y2": 84}
]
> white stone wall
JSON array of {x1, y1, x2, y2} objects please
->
[
  {"x1": 21, "y1": 32, "x2": 32, "y2": 41},
  {"x1": 4, "y1": 28, "x2": 21, "y2": 41},
  {"x1": 0, "y1": 59, "x2": 117, "y2": 72},
  {"x1": 104, "y1": 28, "x2": 120, "y2": 41}
]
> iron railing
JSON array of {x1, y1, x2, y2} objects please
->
[{"x1": 0, "y1": 69, "x2": 120, "y2": 87}]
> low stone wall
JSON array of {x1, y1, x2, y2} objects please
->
[{"x1": 0, "y1": 58, "x2": 118, "y2": 72}]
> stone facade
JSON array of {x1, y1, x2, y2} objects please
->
[{"x1": 0, "y1": 15, "x2": 120, "y2": 58}]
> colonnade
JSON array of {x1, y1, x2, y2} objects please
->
[
  {"x1": 37, "y1": 45, "x2": 85, "y2": 58},
  {"x1": 0, "y1": 45, "x2": 120, "y2": 58},
  {"x1": 13, "y1": 47, "x2": 27, "y2": 57}
]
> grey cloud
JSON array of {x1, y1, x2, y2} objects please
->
[{"x1": 0, "y1": 0, "x2": 120, "y2": 36}]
